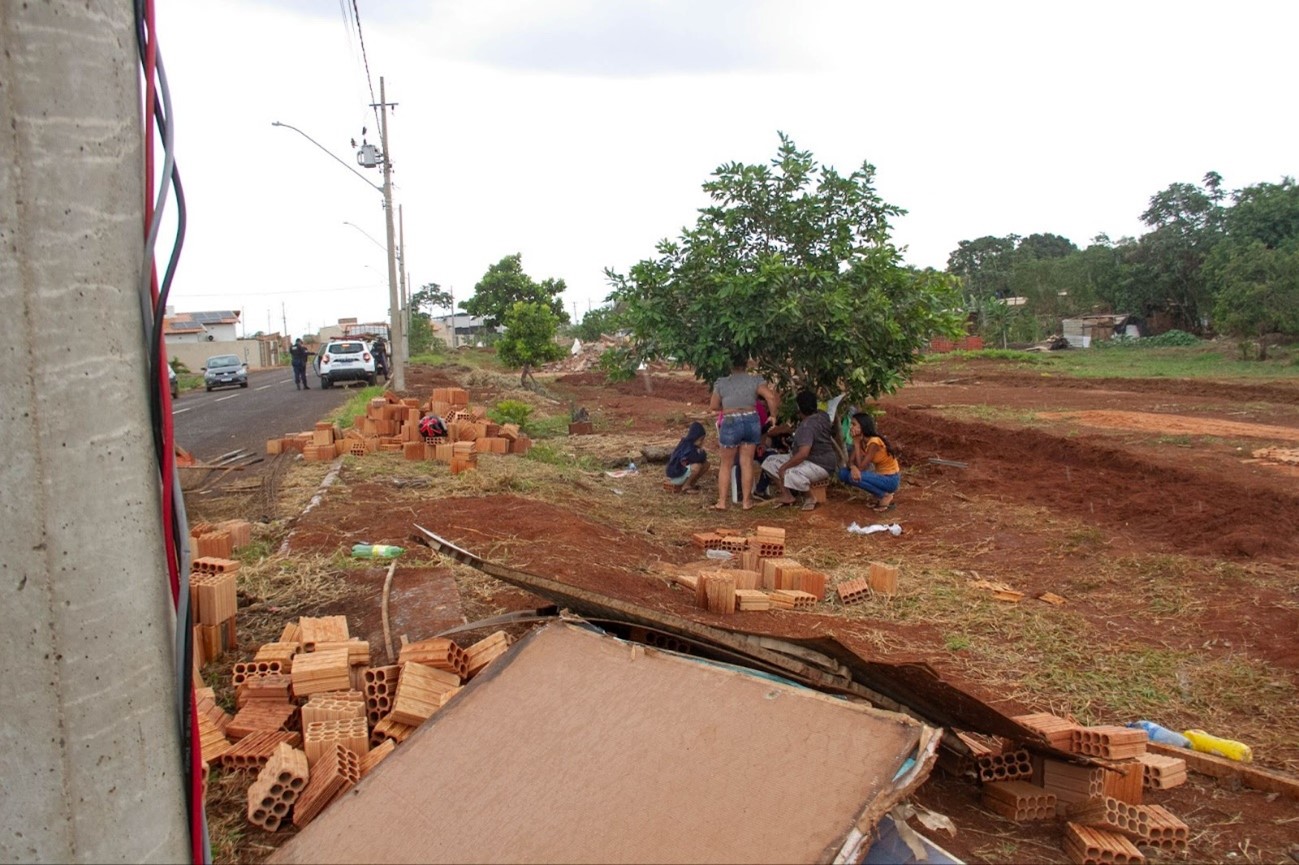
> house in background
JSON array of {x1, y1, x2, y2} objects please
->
[
  {"x1": 163, "y1": 308, "x2": 241, "y2": 343},
  {"x1": 433, "y1": 313, "x2": 493, "y2": 347}
]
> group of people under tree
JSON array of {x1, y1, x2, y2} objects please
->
[{"x1": 667, "y1": 355, "x2": 900, "y2": 513}]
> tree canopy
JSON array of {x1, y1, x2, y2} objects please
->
[
  {"x1": 462, "y1": 254, "x2": 569, "y2": 329},
  {"x1": 411, "y1": 282, "x2": 454, "y2": 315},
  {"x1": 606, "y1": 133, "x2": 963, "y2": 410},
  {"x1": 571, "y1": 303, "x2": 628, "y2": 343},
  {"x1": 1207, "y1": 178, "x2": 1299, "y2": 347},
  {"x1": 943, "y1": 172, "x2": 1299, "y2": 349},
  {"x1": 496, "y1": 301, "x2": 565, "y2": 387}
]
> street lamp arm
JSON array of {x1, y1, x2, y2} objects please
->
[
  {"x1": 271, "y1": 121, "x2": 382, "y2": 193},
  {"x1": 343, "y1": 221, "x2": 388, "y2": 254}
]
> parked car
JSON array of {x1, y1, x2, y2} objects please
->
[
  {"x1": 202, "y1": 354, "x2": 248, "y2": 391},
  {"x1": 315, "y1": 340, "x2": 376, "y2": 388},
  {"x1": 169, "y1": 363, "x2": 179, "y2": 399}
]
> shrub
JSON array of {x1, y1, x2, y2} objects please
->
[{"x1": 489, "y1": 399, "x2": 533, "y2": 428}]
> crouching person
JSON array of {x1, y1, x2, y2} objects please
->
[
  {"x1": 762, "y1": 391, "x2": 838, "y2": 511},
  {"x1": 665, "y1": 421, "x2": 709, "y2": 493},
  {"x1": 838, "y1": 412, "x2": 900, "y2": 511}
]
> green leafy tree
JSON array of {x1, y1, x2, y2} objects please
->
[
  {"x1": 606, "y1": 133, "x2": 963, "y2": 408},
  {"x1": 1207, "y1": 178, "x2": 1299, "y2": 350},
  {"x1": 411, "y1": 282, "x2": 454, "y2": 314},
  {"x1": 572, "y1": 303, "x2": 627, "y2": 342},
  {"x1": 1122, "y1": 173, "x2": 1226, "y2": 332},
  {"x1": 947, "y1": 235, "x2": 1017, "y2": 301},
  {"x1": 496, "y1": 301, "x2": 565, "y2": 387},
  {"x1": 1014, "y1": 233, "x2": 1078, "y2": 261},
  {"x1": 409, "y1": 282, "x2": 454, "y2": 354},
  {"x1": 462, "y1": 254, "x2": 569, "y2": 329}
]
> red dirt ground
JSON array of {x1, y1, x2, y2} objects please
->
[{"x1": 271, "y1": 358, "x2": 1299, "y2": 864}]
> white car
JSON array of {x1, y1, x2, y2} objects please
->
[{"x1": 315, "y1": 340, "x2": 376, "y2": 388}]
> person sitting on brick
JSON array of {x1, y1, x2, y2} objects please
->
[
  {"x1": 762, "y1": 390, "x2": 838, "y2": 511},
  {"x1": 838, "y1": 411, "x2": 900, "y2": 511},
  {"x1": 665, "y1": 421, "x2": 708, "y2": 494}
]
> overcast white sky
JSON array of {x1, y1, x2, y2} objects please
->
[{"x1": 156, "y1": 0, "x2": 1296, "y2": 340}]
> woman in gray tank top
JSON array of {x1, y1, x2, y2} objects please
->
[{"x1": 709, "y1": 357, "x2": 780, "y2": 510}]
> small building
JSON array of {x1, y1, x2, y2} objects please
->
[
  {"x1": 432, "y1": 313, "x2": 493, "y2": 348},
  {"x1": 1061, "y1": 314, "x2": 1136, "y2": 348},
  {"x1": 163, "y1": 309, "x2": 241, "y2": 343}
]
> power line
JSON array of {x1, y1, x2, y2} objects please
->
[
  {"x1": 178, "y1": 283, "x2": 385, "y2": 298},
  {"x1": 347, "y1": 0, "x2": 381, "y2": 132}
]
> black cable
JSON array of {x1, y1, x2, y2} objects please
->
[{"x1": 133, "y1": 3, "x2": 204, "y2": 862}]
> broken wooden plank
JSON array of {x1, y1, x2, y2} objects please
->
[{"x1": 1147, "y1": 742, "x2": 1299, "y2": 801}]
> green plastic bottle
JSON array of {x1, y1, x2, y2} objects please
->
[{"x1": 351, "y1": 543, "x2": 404, "y2": 559}]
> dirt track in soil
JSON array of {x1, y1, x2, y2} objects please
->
[{"x1": 272, "y1": 358, "x2": 1299, "y2": 864}]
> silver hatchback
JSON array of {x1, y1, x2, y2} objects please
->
[{"x1": 203, "y1": 354, "x2": 248, "y2": 391}]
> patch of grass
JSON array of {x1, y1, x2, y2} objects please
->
[
  {"x1": 941, "y1": 404, "x2": 1042, "y2": 425},
  {"x1": 945, "y1": 633, "x2": 970, "y2": 651},
  {"x1": 331, "y1": 386, "x2": 386, "y2": 428},
  {"x1": 523, "y1": 442, "x2": 604, "y2": 472},
  {"x1": 234, "y1": 538, "x2": 274, "y2": 564},
  {"x1": 1155, "y1": 434, "x2": 1193, "y2": 446},
  {"x1": 526, "y1": 415, "x2": 573, "y2": 439},
  {"x1": 1043, "y1": 342, "x2": 1299, "y2": 380}
]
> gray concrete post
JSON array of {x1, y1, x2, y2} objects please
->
[{"x1": 0, "y1": 2, "x2": 191, "y2": 862}]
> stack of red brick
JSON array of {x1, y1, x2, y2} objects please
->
[
  {"x1": 675, "y1": 528, "x2": 904, "y2": 614},
  {"x1": 196, "y1": 611, "x2": 513, "y2": 832},
  {"x1": 675, "y1": 528, "x2": 830, "y2": 614},
  {"x1": 266, "y1": 388, "x2": 533, "y2": 466},
  {"x1": 188, "y1": 519, "x2": 252, "y2": 664},
  {"x1": 939, "y1": 711, "x2": 1190, "y2": 864}
]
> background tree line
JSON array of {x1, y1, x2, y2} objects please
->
[
  {"x1": 414, "y1": 155, "x2": 1297, "y2": 398},
  {"x1": 946, "y1": 174, "x2": 1299, "y2": 353}
]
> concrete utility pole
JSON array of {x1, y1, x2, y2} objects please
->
[
  {"x1": 449, "y1": 285, "x2": 457, "y2": 348},
  {"x1": 1, "y1": 3, "x2": 189, "y2": 862},
  {"x1": 398, "y1": 204, "x2": 409, "y2": 363},
  {"x1": 377, "y1": 77, "x2": 404, "y2": 392}
]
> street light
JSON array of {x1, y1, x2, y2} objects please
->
[
  {"x1": 271, "y1": 81, "x2": 405, "y2": 391},
  {"x1": 343, "y1": 221, "x2": 386, "y2": 253}
]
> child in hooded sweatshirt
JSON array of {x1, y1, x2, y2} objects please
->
[{"x1": 665, "y1": 421, "x2": 709, "y2": 493}]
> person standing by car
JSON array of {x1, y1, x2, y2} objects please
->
[
  {"x1": 290, "y1": 339, "x2": 313, "y2": 390},
  {"x1": 371, "y1": 337, "x2": 389, "y2": 382}
]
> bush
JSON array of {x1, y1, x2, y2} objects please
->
[{"x1": 489, "y1": 399, "x2": 533, "y2": 428}]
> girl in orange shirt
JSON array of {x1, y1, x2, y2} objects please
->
[{"x1": 838, "y1": 412, "x2": 901, "y2": 511}]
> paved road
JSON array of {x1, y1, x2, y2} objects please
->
[{"x1": 172, "y1": 367, "x2": 353, "y2": 462}]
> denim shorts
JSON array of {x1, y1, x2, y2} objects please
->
[{"x1": 718, "y1": 412, "x2": 761, "y2": 448}]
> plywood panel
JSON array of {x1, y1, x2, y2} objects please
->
[{"x1": 270, "y1": 622, "x2": 928, "y2": 864}]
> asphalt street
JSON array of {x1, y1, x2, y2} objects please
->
[{"x1": 171, "y1": 367, "x2": 353, "y2": 462}]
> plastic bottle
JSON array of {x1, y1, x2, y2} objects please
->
[
  {"x1": 1128, "y1": 720, "x2": 1191, "y2": 749},
  {"x1": 351, "y1": 543, "x2": 404, "y2": 559},
  {"x1": 1182, "y1": 729, "x2": 1253, "y2": 762}
]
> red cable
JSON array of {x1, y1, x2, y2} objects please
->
[{"x1": 140, "y1": 3, "x2": 203, "y2": 861}]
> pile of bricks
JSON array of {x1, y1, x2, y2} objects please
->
[
  {"x1": 836, "y1": 561, "x2": 900, "y2": 605},
  {"x1": 267, "y1": 387, "x2": 534, "y2": 466},
  {"x1": 191, "y1": 555, "x2": 241, "y2": 664},
  {"x1": 676, "y1": 528, "x2": 832, "y2": 616},
  {"x1": 939, "y1": 710, "x2": 1192, "y2": 862},
  {"x1": 200, "y1": 609, "x2": 515, "y2": 832}
]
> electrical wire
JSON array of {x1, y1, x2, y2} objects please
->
[
  {"x1": 347, "y1": 0, "x2": 382, "y2": 131},
  {"x1": 133, "y1": 1, "x2": 207, "y2": 862}
]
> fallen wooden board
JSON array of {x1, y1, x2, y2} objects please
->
[
  {"x1": 270, "y1": 621, "x2": 938, "y2": 864},
  {"x1": 1148, "y1": 742, "x2": 1299, "y2": 801}
]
